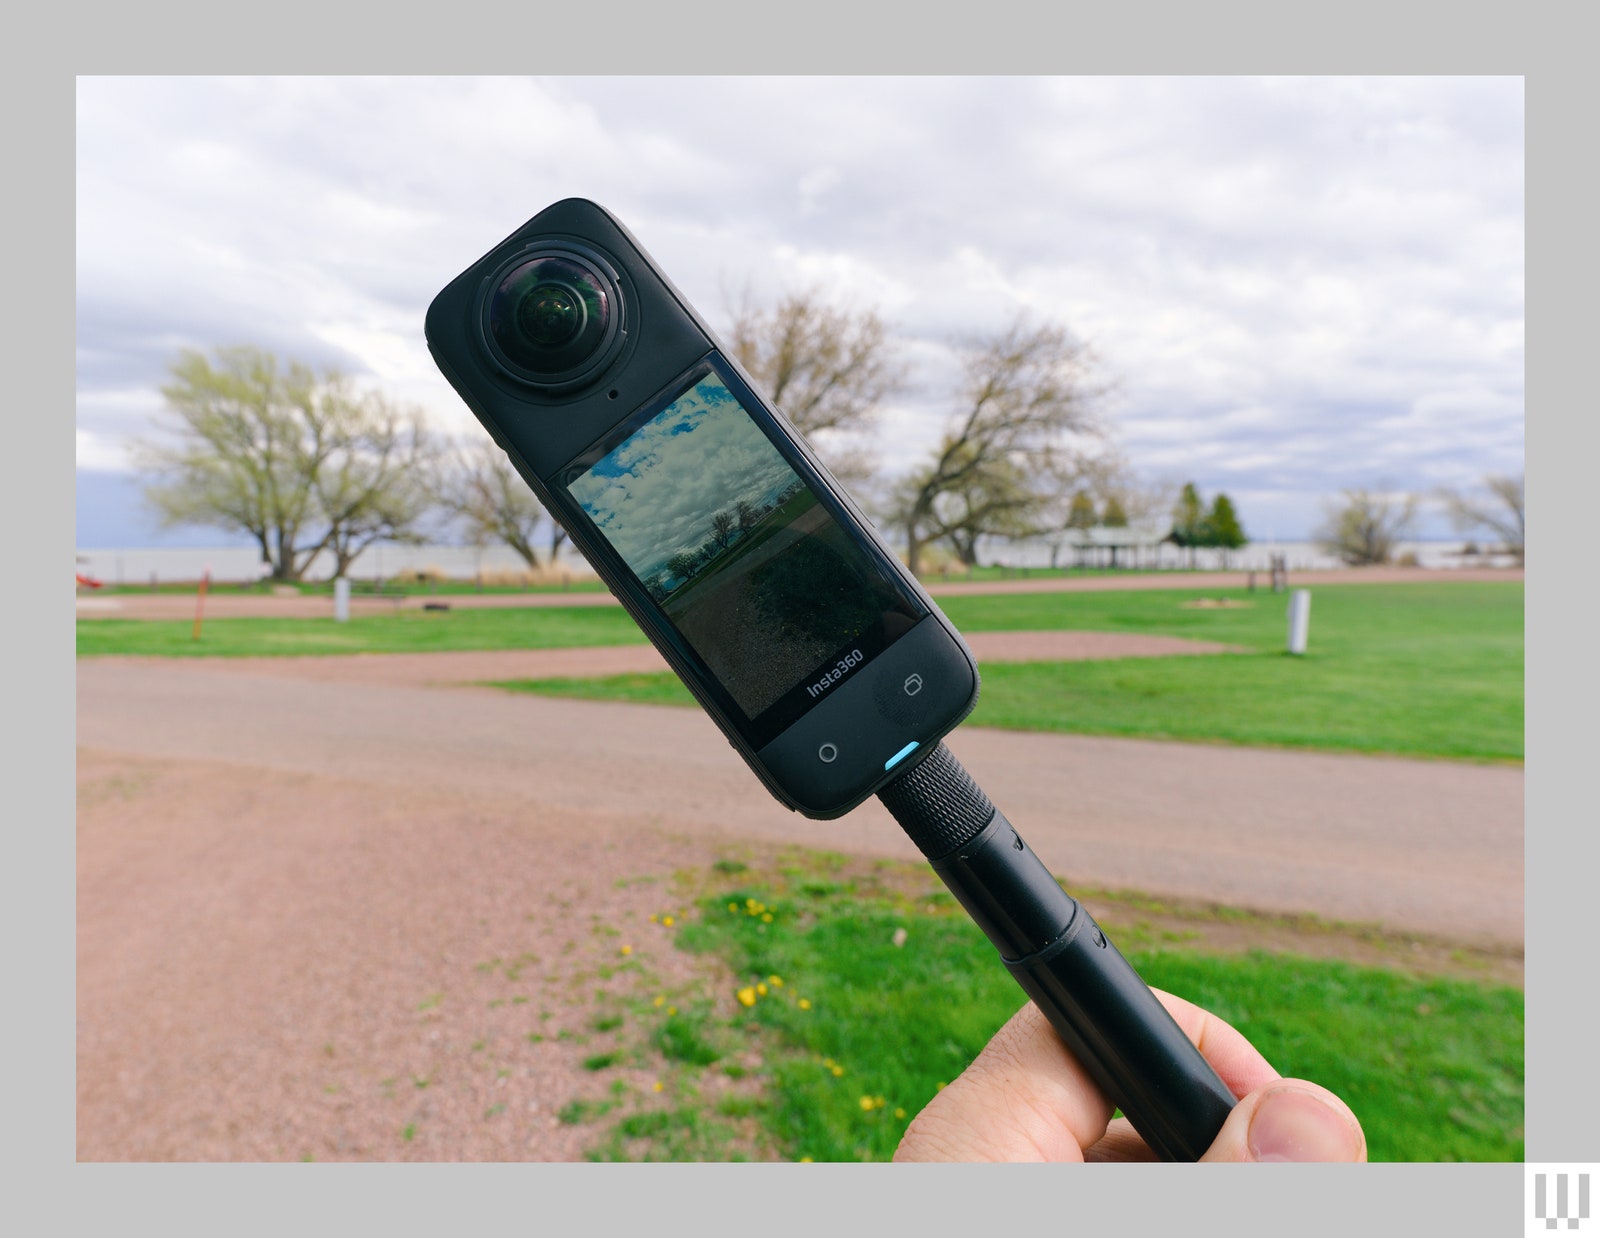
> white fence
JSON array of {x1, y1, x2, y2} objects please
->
[{"x1": 74, "y1": 536, "x2": 1516, "y2": 588}]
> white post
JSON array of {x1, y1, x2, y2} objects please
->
[
  {"x1": 1286, "y1": 588, "x2": 1311, "y2": 655},
  {"x1": 334, "y1": 577, "x2": 351, "y2": 623}
]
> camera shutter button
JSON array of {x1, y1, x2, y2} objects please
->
[{"x1": 817, "y1": 742, "x2": 840, "y2": 764}]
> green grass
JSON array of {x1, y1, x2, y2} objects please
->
[
  {"x1": 87, "y1": 576, "x2": 608, "y2": 597},
  {"x1": 493, "y1": 583, "x2": 1524, "y2": 762},
  {"x1": 75, "y1": 605, "x2": 649, "y2": 658},
  {"x1": 656, "y1": 858, "x2": 1522, "y2": 1163}
]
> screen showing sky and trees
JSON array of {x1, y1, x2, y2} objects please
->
[{"x1": 567, "y1": 366, "x2": 920, "y2": 724}]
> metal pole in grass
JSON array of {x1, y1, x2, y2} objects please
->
[
  {"x1": 192, "y1": 565, "x2": 211, "y2": 642},
  {"x1": 1286, "y1": 587, "x2": 1311, "y2": 655},
  {"x1": 334, "y1": 576, "x2": 351, "y2": 623}
]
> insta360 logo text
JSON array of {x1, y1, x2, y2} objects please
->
[{"x1": 1535, "y1": 1173, "x2": 1591, "y2": 1230}]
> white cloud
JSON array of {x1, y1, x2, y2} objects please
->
[{"x1": 76, "y1": 428, "x2": 132, "y2": 472}]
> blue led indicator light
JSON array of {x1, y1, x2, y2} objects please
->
[{"x1": 884, "y1": 741, "x2": 920, "y2": 770}]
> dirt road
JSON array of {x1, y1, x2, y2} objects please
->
[{"x1": 77, "y1": 654, "x2": 1522, "y2": 946}]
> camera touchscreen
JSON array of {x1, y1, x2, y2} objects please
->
[{"x1": 565, "y1": 360, "x2": 923, "y2": 738}]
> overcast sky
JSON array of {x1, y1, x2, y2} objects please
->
[{"x1": 74, "y1": 75, "x2": 1523, "y2": 544}]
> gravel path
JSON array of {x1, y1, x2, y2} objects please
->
[{"x1": 77, "y1": 748, "x2": 743, "y2": 1162}]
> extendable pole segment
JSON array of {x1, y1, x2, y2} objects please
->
[{"x1": 878, "y1": 742, "x2": 1237, "y2": 1162}]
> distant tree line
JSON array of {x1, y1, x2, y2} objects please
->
[{"x1": 135, "y1": 321, "x2": 1520, "y2": 584}]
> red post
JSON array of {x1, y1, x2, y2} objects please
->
[{"x1": 192, "y1": 567, "x2": 211, "y2": 642}]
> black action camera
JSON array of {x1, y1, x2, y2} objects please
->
[
  {"x1": 427, "y1": 198, "x2": 1241, "y2": 1161},
  {"x1": 425, "y1": 198, "x2": 980, "y2": 818}
]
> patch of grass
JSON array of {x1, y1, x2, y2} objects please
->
[
  {"x1": 88, "y1": 576, "x2": 610, "y2": 598},
  {"x1": 1128, "y1": 953, "x2": 1523, "y2": 1162},
  {"x1": 655, "y1": 854, "x2": 1522, "y2": 1163},
  {"x1": 583, "y1": 1051, "x2": 624, "y2": 1072},
  {"x1": 653, "y1": 1007, "x2": 724, "y2": 1066},
  {"x1": 76, "y1": 605, "x2": 649, "y2": 658},
  {"x1": 493, "y1": 583, "x2": 1523, "y2": 762},
  {"x1": 557, "y1": 1097, "x2": 621, "y2": 1126},
  {"x1": 586, "y1": 1102, "x2": 761, "y2": 1162}
]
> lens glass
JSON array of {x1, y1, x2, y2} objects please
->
[{"x1": 488, "y1": 255, "x2": 611, "y2": 377}]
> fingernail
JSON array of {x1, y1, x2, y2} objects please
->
[{"x1": 1247, "y1": 1088, "x2": 1361, "y2": 1162}]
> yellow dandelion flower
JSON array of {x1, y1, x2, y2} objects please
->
[
  {"x1": 619, "y1": 945, "x2": 633, "y2": 956},
  {"x1": 727, "y1": 903, "x2": 738, "y2": 912},
  {"x1": 653, "y1": 995, "x2": 665, "y2": 1007},
  {"x1": 830, "y1": 1065, "x2": 844, "y2": 1077},
  {"x1": 736, "y1": 987, "x2": 757, "y2": 1008},
  {"x1": 756, "y1": 983, "x2": 768, "y2": 996},
  {"x1": 761, "y1": 913, "x2": 774, "y2": 923},
  {"x1": 768, "y1": 975, "x2": 783, "y2": 986},
  {"x1": 874, "y1": 1097, "x2": 886, "y2": 1109},
  {"x1": 935, "y1": 1081, "x2": 946, "y2": 1091},
  {"x1": 653, "y1": 1081, "x2": 664, "y2": 1093},
  {"x1": 859, "y1": 1096, "x2": 874, "y2": 1111},
  {"x1": 648, "y1": 914, "x2": 658, "y2": 923},
  {"x1": 894, "y1": 1108, "x2": 906, "y2": 1119},
  {"x1": 667, "y1": 1006, "x2": 677, "y2": 1016},
  {"x1": 798, "y1": 998, "x2": 812, "y2": 1010},
  {"x1": 799, "y1": 1157, "x2": 813, "y2": 1163},
  {"x1": 663, "y1": 915, "x2": 675, "y2": 927}
]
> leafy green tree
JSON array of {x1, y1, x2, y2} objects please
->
[
  {"x1": 1168, "y1": 482, "x2": 1206, "y2": 567},
  {"x1": 1101, "y1": 495, "x2": 1129, "y2": 527},
  {"x1": 135, "y1": 346, "x2": 437, "y2": 581},
  {"x1": 1065, "y1": 491, "x2": 1097, "y2": 529},
  {"x1": 1205, "y1": 493, "x2": 1247, "y2": 566}
]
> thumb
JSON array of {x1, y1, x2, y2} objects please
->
[{"x1": 1199, "y1": 1081, "x2": 1367, "y2": 1163}]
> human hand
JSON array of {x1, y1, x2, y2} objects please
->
[{"x1": 893, "y1": 988, "x2": 1366, "y2": 1163}]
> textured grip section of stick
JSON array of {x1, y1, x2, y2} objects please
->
[{"x1": 877, "y1": 742, "x2": 996, "y2": 860}]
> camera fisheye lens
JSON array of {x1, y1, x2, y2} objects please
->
[
  {"x1": 518, "y1": 282, "x2": 586, "y2": 347},
  {"x1": 486, "y1": 252, "x2": 617, "y2": 383}
]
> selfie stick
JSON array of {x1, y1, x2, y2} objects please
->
[{"x1": 877, "y1": 742, "x2": 1237, "y2": 1161}]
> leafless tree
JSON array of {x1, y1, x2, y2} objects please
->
[
  {"x1": 724, "y1": 285, "x2": 906, "y2": 485},
  {"x1": 888, "y1": 316, "x2": 1109, "y2": 575},
  {"x1": 430, "y1": 439, "x2": 548, "y2": 570},
  {"x1": 1314, "y1": 485, "x2": 1418, "y2": 566},
  {"x1": 1436, "y1": 472, "x2": 1524, "y2": 564}
]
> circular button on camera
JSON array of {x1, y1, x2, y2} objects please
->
[{"x1": 817, "y1": 742, "x2": 840, "y2": 764}]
